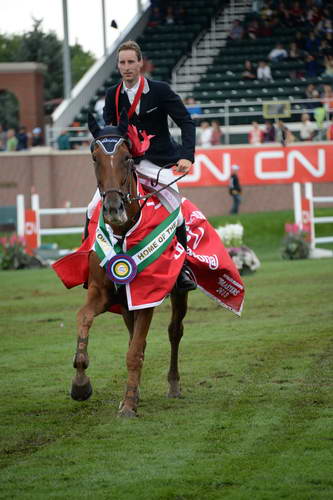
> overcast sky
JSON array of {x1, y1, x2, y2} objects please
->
[{"x1": 0, "y1": 0, "x2": 143, "y2": 58}]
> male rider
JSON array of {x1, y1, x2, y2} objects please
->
[{"x1": 87, "y1": 40, "x2": 197, "y2": 292}]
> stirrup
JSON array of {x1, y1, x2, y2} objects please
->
[{"x1": 175, "y1": 264, "x2": 197, "y2": 293}]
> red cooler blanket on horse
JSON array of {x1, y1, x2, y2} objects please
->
[
  {"x1": 53, "y1": 194, "x2": 244, "y2": 315},
  {"x1": 182, "y1": 198, "x2": 244, "y2": 315}
]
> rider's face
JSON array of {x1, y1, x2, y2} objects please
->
[{"x1": 117, "y1": 50, "x2": 143, "y2": 87}]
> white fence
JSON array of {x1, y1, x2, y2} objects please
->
[
  {"x1": 293, "y1": 182, "x2": 333, "y2": 253},
  {"x1": 17, "y1": 193, "x2": 86, "y2": 247}
]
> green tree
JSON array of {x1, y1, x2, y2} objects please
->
[
  {"x1": 71, "y1": 43, "x2": 95, "y2": 87},
  {"x1": 0, "y1": 19, "x2": 96, "y2": 102}
]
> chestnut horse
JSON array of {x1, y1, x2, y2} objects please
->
[{"x1": 71, "y1": 111, "x2": 188, "y2": 417}]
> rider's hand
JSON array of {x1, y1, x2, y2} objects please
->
[{"x1": 175, "y1": 159, "x2": 192, "y2": 173}]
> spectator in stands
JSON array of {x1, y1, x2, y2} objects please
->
[
  {"x1": 305, "y1": 54, "x2": 322, "y2": 77},
  {"x1": 294, "y1": 30, "x2": 306, "y2": 50},
  {"x1": 275, "y1": 120, "x2": 295, "y2": 146},
  {"x1": 184, "y1": 97, "x2": 202, "y2": 116},
  {"x1": 304, "y1": 83, "x2": 317, "y2": 100},
  {"x1": 148, "y1": 6, "x2": 162, "y2": 27},
  {"x1": 316, "y1": 17, "x2": 333, "y2": 38},
  {"x1": 94, "y1": 94, "x2": 106, "y2": 127},
  {"x1": 263, "y1": 120, "x2": 276, "y2": 142},
  {"x1": 227, "y1": 19, "x2": 244, "y2": 41},
  {"x1": 318, "y1": 39, "x2": 332, "y2": 57},
  {"x1": 289, "y1": 1, "x2": 305, "y2": 26},
  {"x1": 305, "y1": 31, "x2": 320, "y2": 54},
  {"x1": 211, "y1": 120, "x2": 223, "y2": 145},
  {"x1": 57, "y1": 130, "x2": 71, "y2": 150},
  {"x1": 260, "y1": 2, "x2": 274, "y2": 21},
  {"x1": 242, "y1": 60, "x2": 256, "y2": 80},
  {"x1": 16, "y1": 126, "x2": 29, "y2": 150},
  {"x1": 307, "y1": 5, "x2": 322, "y2": 27},
  {"x1": 6, "y1": 129, "x2": 18, "y2": 152},
  {"x1": 326, "y1": 120, "x2": 333, "y2": 141},
  {"x1": 175, "y1": 6, "x2": 187, "y2": 25},
  {"x1": 257, "y1": 60, "x2": 273, "y2": 81},
  {"x1": 197, "y1": 121, "x2": 213, "y2": 147},
  {"x1": 322, "y1": 84, "x2": 333, "y2": 117},
  {"x1": 69, "y1": 121, "x2": 81, "y2": 150},
  {"x1": 0, "y1": 124, "x2": 7, "y2": 151},
  {"x1": 322, "y1": 55, "x2": 333, "y2": 78},
  {"x1": 229, "y1": 165, "x2": 242, "y2": 215},
  {"x1": 248, "y1": 121, "x2": 264, "y2": 145},
  {"x1": 313, "y1": 92, "x2": 327, "y2": 140},
  {"x1": 164, "y1": 6, "x2": 175, "y2": 25},
  {"x1": 246, "y1": 19, "x2": 260, "y2": 39},
  {"x1": 142, "y1": 57, "x2": 155, "y2": 78},
  {"x1": 268, "y1": 43, "x2": 288, "y2": 61},
  {"x1": 288, "y1": 41, "x2": 304, "y2": 60},
  {"x1": 323, "y1": 33, "x2": 333, "y2": 51},
  {"x1": 31, "y1": 127, "x2": 43, "y2": 147},
  {"x1": 299, "y1": 113, "x2": 316, "y2": 141},
  {"x1": 277, "y1": 2, "x2": 294, "y2": 28}
]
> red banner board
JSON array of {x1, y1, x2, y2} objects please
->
[{"x1": 176, "y1": 144, "x2": 333, "y2": 187}]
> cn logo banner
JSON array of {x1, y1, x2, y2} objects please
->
[{"x1": 177, "y1": 144, "x2": 333, "y2": 187}]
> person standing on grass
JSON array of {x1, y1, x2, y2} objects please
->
[
  {"x1": 86, "y1": 40, "x2": 197, "y2": 292},
  {"x1": 229, "y1": 165, "x2": 242, "y2": 215}
]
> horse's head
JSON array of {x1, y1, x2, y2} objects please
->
[{"x1": 88, "y1": 110, "x2": 136, "y2": 227}]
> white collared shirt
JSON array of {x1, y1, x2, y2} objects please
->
[{"x1": 123, "y1": 80, "x2": 141, "y2": 114}]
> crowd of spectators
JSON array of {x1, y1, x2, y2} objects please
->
[
  {"x1": 148, "y1": 1, "x2": 189, "y2": 27},
  {"x1": 196, "y1": 120, "x2": 223, "y2": 147},
  {"x1": 228, "y1": 0, "x2": 333, "y2": 80},
  {"x1": 0, "y1": 124, "x2": 43, "y2": 152},
  {"x1": 247, "y1": 113, "x2": 333, "y2": 145}
]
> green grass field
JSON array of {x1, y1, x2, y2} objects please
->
[{"x1": 1, "y1": 210, "x2": 333, "y2": 499}]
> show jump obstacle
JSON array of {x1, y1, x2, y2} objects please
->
[
  {"x1": 16, "y1": 193, "x2": 85, "y2": 251},
  {"x1": 293, "y1": 182, "x2": 333, "y2": 258}
]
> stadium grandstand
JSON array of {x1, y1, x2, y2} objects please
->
[{"x1": 49, "y1": 0, "x2": 333, "y2": 147}]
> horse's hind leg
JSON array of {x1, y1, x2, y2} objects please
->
[
  {"x1": 71, "y1": 285, "x2": 110, "y2": 401},
  {"x1": 167, "y1": 291, "x2": 188, "y2": 398}
]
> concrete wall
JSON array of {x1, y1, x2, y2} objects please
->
[
  {"x1": 0, "y1": 148, "x2": 332, "y2": 228},
  {"x1": 0, "y1": 62, "x2": 46, "y2": 132}
]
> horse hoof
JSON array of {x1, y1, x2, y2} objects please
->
[
  {"x1": 118, "y1": 404, "x2": 138, "y2": 418},
  {"x1": 71, "y1": 377, "x2": 93, "y2": 401},
  {"x1": 167, "y1": 381, "x2": 182, "y2": 398},
  {"x1": 167, "y1": 391, "x2": 182, "y2": 398}
]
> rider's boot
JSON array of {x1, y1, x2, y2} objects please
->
[
  {"x1": 174, "y1": 221, "x2": 197, "y2": 292},
  {"x1": 83, "y1": 212, "x2": 90, "y2": 242},
  {"x1": 82, "y1": 213, "x2": 90, "y2": 289}
]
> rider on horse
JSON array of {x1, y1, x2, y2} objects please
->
[{"x1": 86, "y1": 40, "x2": 197, "y2": 292}]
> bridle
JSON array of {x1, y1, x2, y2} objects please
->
[{"x1": 91, "y1": 134, "x2": 136, "y2": 205}]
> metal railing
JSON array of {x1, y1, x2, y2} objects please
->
[{"x1": 45, "y1": 97, "x2": 332, "y2": 149}]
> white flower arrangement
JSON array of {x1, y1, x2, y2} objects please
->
[
  {"x1": 215, "y1": 223, "x2": 261, "y2": 274},
  {"x1": 215, "y1": 223, "x2": 244, "y2": 247}
]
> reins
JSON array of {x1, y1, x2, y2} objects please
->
[{"x1": 127, "y1": 163, "x2": 188, "y2": 203}]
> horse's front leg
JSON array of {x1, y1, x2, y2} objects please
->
[
  {"x1": 71, "y1": 284, "x2": 110, "y2": 401},
  {"x1": 167, "y1": 291, "x2": 188, "y2": 398},
  {"x1": 118, "y1": 307, "x2": 154, "y2": 418}
]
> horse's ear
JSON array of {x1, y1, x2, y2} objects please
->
[
  {"x1": 87, "y1": 112, "x2": 101, "y2": 138},
  {"x1": 118, "y1": 108, "x2": 129, "y2": 136}
]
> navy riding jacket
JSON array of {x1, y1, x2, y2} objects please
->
[{"x1": 103, "y1": 78, "x2": 196, "y2": 166}]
